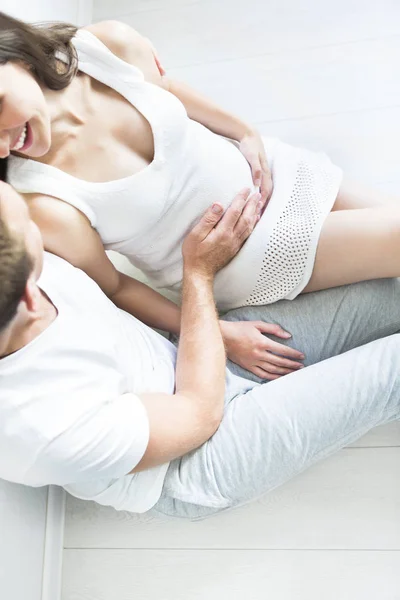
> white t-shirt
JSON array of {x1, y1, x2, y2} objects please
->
[{"x1": 0, "y1": 252, "x2": 177, "y2": 513}]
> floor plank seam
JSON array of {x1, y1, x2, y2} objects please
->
[
  {"x1": 249, "y1": 103, "x2": 400, "y2": 127},
  {"x1": 154, "y1": 33, "x2": 400, "y2": 71},
  {"x1": 63, "y1": 548, "x2": 400, "y2": 552}
]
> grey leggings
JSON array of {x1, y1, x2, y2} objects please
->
[{"x1": 150, "y1": 279, "x2": 400, "y2": 520}]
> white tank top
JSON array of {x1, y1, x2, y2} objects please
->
[
  {"x1": 7, "y1": 29, "x2": 274, "y2": 311},
  {"x1": 0, "y1": 252, "x2": 176, "y2": 513}
]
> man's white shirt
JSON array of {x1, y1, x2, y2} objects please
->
[{"x1": 0, "y1": 253, "x2": 176, "y2": 513}]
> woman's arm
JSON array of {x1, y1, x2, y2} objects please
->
[
  {"x1": 83, "y1": 21, "x2": 272, "y2": 199},
  {"x1": 167, "y1": 78, "x2": 253, "y2": 141},
  {"x1": 111, "y1": 273, "x2": 181, "y2": 334},
  {"x1": 84, "y1": 21, "x2": 252, "y2": 141}
]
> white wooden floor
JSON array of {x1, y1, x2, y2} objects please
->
[{"x1": 62, "y1": 1, "x2": 400, "y2": 599}]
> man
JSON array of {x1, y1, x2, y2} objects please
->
[{"x1": 0, "y1": 181, "x2": 399, "y2": 519}]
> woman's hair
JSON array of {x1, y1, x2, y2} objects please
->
[{"x1": 0, "y1": 11, "x2": 79, "y2": 181}]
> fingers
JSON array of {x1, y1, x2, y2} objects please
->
[
  {"x1": 218, "y1": 187, "x2": 252, "y2": 230},
  {"x1": 194, "y1": 186, "x2": 253, "y2": 242},
  {"x1": 250, "y1": 357, "x2": 304, "y2": 380},
  {"x1": 260, "y1": 173, "x2": 273, "y2": 207},
  {"x1": 260, "y1": 358, "x2": 303, "y2": 374},
  {"x1": 149, "y1": 41, "x2": 167, "y2": 76},
  {"x1": 233, "y1": 191, "x2": 261, "y2": 240},
  {"x1": 258, "y1": 328, "x2": 304, "y2": 356},
  {"x1": 255, "y1": 321, "x2": 292, "y2": 339},
  {"x1": 254, "y1": 322, "x2": 305, "y2": 360},
  {"x1": 262, "y1": 352, "x2": 304, "y2": 370},
  {"x1": 250, "y1": 156, "x2": 263, "y2": 189},
  {"x1": 251, "y1": 366, "x2": 281, "y2": 380},
  {"x1": 190, "y1": 202, "x2": 225, "y2": 241},
  {"x1": 259, "y1": 364, "x2": 295, "y2": 376},
  {"x1": 262, "y1": 338, "x2": 306, "y2": 360},
  {"x1": 250, "y1": 353, "x2": 304, "y2": 380},
  {"x1": 259, "y1": 156, "x2": 273, "y2": 204}
]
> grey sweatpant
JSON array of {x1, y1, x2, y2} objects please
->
[{"x1": 150, "y1": 279, "x2": 400, "y2": 520}]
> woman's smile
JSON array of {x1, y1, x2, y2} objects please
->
[{"x1": 11, "y1": 122, "x2": 33, "y2": 153}]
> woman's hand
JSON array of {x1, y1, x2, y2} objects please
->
[
  {"x1": 239, "y1": 129, "x2": 273, "y2": 207},
  {"x1": 220, "y1": 320, "x2": 305, "y2": 380},
  {"x1": 182, "y1": 188, "x2": 262, "y2": 278}
]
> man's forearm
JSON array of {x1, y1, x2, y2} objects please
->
[
  {"x1": 130, "y1": 268, "x2": 228, "y2": 473},
  {"x1": 175, "y1": 270, "x2": 226, "y2": 422}
]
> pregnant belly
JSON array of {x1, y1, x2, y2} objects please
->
[
  {"x1": 172, "y1": 128, "x2": 254, "y2": 213},
  {"x1": 114, "y1": 129, "x2": 261, "y2": 284}
]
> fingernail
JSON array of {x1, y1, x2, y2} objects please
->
[
  {"x1": 300, "y1": 354, "x2": 305, "y2": 359},
  {"x1": 282, "y1": 332, "x2": 292, "y2": 338},
  {"x1": 212, "y1": 204, "x2": 223, "y2": 213}
]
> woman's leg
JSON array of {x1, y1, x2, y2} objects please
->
[
  {"x1": 302, "y1": 202, "x2": 400, "y2": 294},
  {"x1": 332, "y1": 180, "x2": 400, "y2": 211}
]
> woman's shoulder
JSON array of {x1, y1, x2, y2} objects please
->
[
  {"x1": 79, "y1": 22, "x2": 167, "y2": 85},
  {"x1": 24, "y1": 193, "x2": 92, "y2": 233},
  {"x1": 81, "y1": 21, "x2": 151, "y2": 64},
  {"x1": 23, "y1": 193, "x2": 111, "y2": 276}
]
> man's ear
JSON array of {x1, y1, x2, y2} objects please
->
[{"x1": 22, "y1": 275, "x2": 41, "y2": 313}]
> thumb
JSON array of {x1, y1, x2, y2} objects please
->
[
  {"x1": 192, "y1": 203, "x2": 224, "y2": 239},
  {"x1": 255, "y1": 321, "x2": 292, "y2": 338}
]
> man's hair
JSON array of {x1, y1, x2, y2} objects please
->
[{"x1": 0, "y1": 210, "x2": 33, "y2": 331}]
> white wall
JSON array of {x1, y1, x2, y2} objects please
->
[
  {"x1": 0, "y1": 483, "x2": 48, "y2": 600},
  {"x1": 0, "y1": 0, "x2": 93, "y2": 26},
  {"x1": 0, "y1": 4, "x2": 92, "y2": 599}
]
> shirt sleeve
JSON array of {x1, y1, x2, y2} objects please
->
[{"x1": 23, "y1": 393, "x2": 149, "y2": 487}]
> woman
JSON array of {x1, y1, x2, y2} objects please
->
[{"x1": 0, "y1": 12, "x2": 398, "y2": 380}]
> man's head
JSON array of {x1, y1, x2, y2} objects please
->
[{"x1": 0, "y1": 181, "x2": 44, "y2": 333}]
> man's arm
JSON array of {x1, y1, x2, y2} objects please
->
[
  {"x1": 130, "y1": 189, "x2": 260, "y2": 472},
  {"x1": 131, "y1": 272, "x2": 225, "y2": 472}
]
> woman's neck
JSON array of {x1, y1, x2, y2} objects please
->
[{"x1": 41, "y1": 75, "x2": 89, "y2": 161}]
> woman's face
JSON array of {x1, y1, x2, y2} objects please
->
[{"x1": 0, "y1": 61, "x2": 51, "y2": 159}]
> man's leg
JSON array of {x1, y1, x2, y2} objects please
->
[
  {"x1": 153, "y1": 334, "x2": 400, "y2": 519},
  {"x1": 151, "y1": 278, "x2": 400, "y2": 519},
  {"x1": 223, "y1": 278, "x2": 400, "y2": 382}
]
